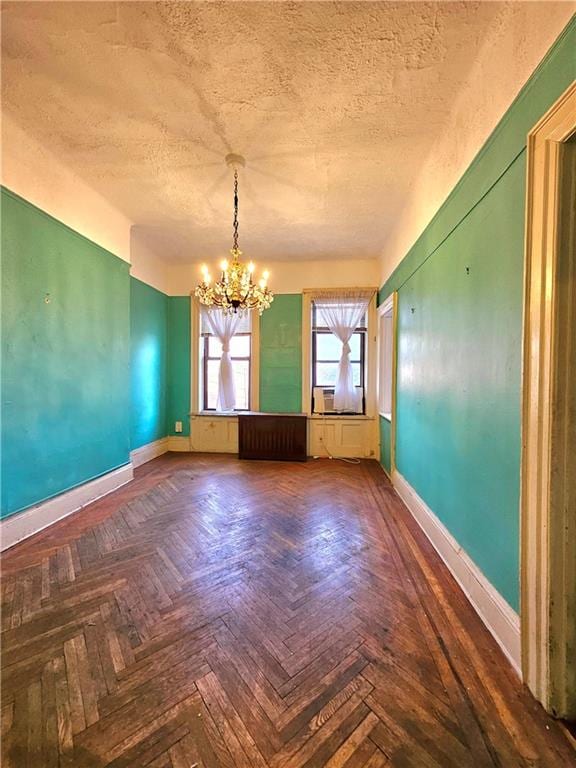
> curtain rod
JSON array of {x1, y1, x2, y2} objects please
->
[{"x1": 303, "y1": 287, "x2": 377, "y2": 298}]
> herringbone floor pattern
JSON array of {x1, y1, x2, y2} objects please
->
[{"x1": 1, "y1": 454, "x2": 574, "y2": 767}]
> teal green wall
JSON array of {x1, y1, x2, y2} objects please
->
[
  {"x1": 259, "y1": 294, "x2": 303, "y2": 412},
  {"x1": 130, "y1": 278, "x2": 168, "y2": 450},
  {"x1": 1, "y1": 188, "x2": 130, "y2": 518},
  {"x1": 130, "y1": 284, "x2": 191, "y2": 445},
  {"x1": 1, "y1": 192, "x2": 190, "y2": 517},
  {"x1": 380, "y1": 416, "x2": 391, "y2": 475},
  {"x1": 378, "y1": 18, "x2": 576, "y2": 611},
  {"x1": 167, "y1": 297, "x2": 191, "y2": 436}
]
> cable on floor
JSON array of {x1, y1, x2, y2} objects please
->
[{"x1": 316, "y1": 411, "x2": 363, "y2": 464}]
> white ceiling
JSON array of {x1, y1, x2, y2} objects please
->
[{"x1": 0, "y1": 2, "x2": 564, "y2": 263}]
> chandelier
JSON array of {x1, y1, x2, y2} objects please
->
[{"x1": 195, "y1": 155, "x2": 274, "y2": 315}]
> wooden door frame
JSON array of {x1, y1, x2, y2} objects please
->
[
  {"x1": 378, "y1": 291, "x2": 398, "y2": 475},
  {"x1": 521, "y1": 80, "x2": 576, "y2": 718}
]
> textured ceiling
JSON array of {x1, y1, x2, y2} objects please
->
[{"x1": 0, "y1": 2, "x2": 545, "y2": 262}]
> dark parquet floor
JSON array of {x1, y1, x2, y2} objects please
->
[{"x1": 1, "y1": 453, "x2": 575, "y2": 767}]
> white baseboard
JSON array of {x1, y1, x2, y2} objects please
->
[
  {"x1": 130, "y1": 437, "x2": 169, "y2": 468},
  {"x1": 167, "y1": 436, "x2": 191, "y2": 452},
  {"x1": 379, "y1": 461, "x2": 391, "y2": 480},
  {"x1": 129, "y1": 436, "x2": 191, "y2": 467},
  {"x1": 0, "y1": 463, "x2": 134, "y2": 551},
  {"x1": 392, "y1": 469, "x2": 521, "y2": 676}
]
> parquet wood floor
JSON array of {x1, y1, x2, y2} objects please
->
[{"x1": 1, "y1": 454, "x2": 574, "y2": 767}]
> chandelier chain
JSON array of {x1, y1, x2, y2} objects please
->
[{"x1": 233, "y1": 169, "x2": 239, "y2": 252}]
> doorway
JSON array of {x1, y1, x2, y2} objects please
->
[
  {"x1": 378, "y1": 292, "x2": 397, "y2": 476},
  {"x1": 521, "y1": 80, "x2": 576, "y2": 719}
]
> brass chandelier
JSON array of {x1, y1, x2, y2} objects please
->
[{"x1": 195, "y1": 155, "x2": 274, "y2": 315}]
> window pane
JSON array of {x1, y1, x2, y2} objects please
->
[
  {"x1": 208, "y1": 336, "x2": 222, "y2": 358},
  {"x1": 207, "y1": 334, "x2": 250, "y2": 358},
  {"x1": 315, "y1": 331, "x2": 362, "y2": 361},
  {"x1": 206, "y1": 359, "x2": 250, "y2": 409},
  {"x1": 316, "y1": 333, "x2": 342, "y2": 361},
  {"x1": 315, "y1": 362, "x2": 339, "y2": 387},
  {"x1": 232, "y1": 360, "x2": 249, "y2": 410},
  {"x1": 316, "y1": 362, "x2": 361, "y2": 388},
  {"x1": 230, "y1": 335, "x2": 250, "y2": 357},
  {"x1": 206, "y1": 359, "x2": 219, "y2": 409}
]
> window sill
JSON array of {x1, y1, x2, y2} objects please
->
[
  {"x1": 309, "y1": 413, "x2": 373, "y2": 421},
  {"x1": 191, "y1": 411, "x2": 374, "y2": 421}
]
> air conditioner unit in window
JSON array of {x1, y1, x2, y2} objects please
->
[
  {"x1": 313, "y1": 387, "x2": 363, "y2": 414},
  {"x1": 313, "y1": 387, "x2": 333, "y2": 414}
]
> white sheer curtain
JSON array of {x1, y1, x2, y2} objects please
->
[
  {"x1": 316, "y1": 294, "x2": 371, "y2": 412},
  {"x1": 202, "y1": 308, "x2": 242, "y2": 411}
]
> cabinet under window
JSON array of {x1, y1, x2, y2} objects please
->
[
  {"x1": 201, "y1": 313, "x2": 251, "y2": 411},
  {"x1": 311, "y1": 304, "x2": 366, "y2": 414}
]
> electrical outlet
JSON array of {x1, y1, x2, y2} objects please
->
[{"x1": 175, "y1": 421, "x2": 183, "y2": 433}]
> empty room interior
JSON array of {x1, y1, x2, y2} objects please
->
[{"x1": 2, "y1": 2, "x2": 576, "y2": 766}]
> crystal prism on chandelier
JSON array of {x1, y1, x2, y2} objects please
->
[{"x1": 195, "y1": 156, "x2": 274, "y2": 315}]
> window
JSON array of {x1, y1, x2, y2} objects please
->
[
  {"x1": 201, "y1": 312, "x2": 251, "y2": 411},
  {"x1": 378, "y1": 298, "x2": 394, "y2": 419},
  {"x1": 311, "y1": 302, "x2": 366, "y2": 413}
]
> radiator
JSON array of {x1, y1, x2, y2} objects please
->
[{"x1": 238, "y1": 413, "x2": 307, "y2": 461}]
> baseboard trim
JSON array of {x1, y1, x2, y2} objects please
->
[
  {"x1": 130, "y1": 437, "x2": 169, "y2": 468},
  {"x1": 0, "y1": 463, "x2": 134, "y2": 551},
  {"x1": 379, "y1": 462, "x2": 391, "y2": 480},
  {"x1": 392, "y1": 469, "x2": 521, "y2": 675},
  {"x1": 129, "y1": 436, "x2": 191, "y2": 466},
  {"x1": 167, "y1": 436, "x2": 191, "y2": 452}
]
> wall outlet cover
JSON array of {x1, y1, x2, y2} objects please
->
[{"x1": 175, "y1": 421, "x2": 183, "y2": 433}]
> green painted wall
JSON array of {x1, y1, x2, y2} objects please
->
[
  {"x1": 378, "y1": 18, "x2": 576, "y2": 611},
  {"x1": 1, "y1": 188, "x2": 130, "y2": 518},
  {"x1": 259, "y1": 294, "x2": 303, "y2": 412},
  {"x1": 380, "y1": 416, "x2": 391, "y2": 475},
  {"x1": 130, "y1": 278, "x2": 168, "y2": 450},
  {"x1": 378, "y1": 18, "x2": 576, "y2": 307},
  {"x1": 131, "y1": 286, "x2": 191, "y2": 445},
  {"x1": 396, "y1": 156, "x2": 525, "y2": 609},
  {"x1": 167, "y1": 297, "x2": 191, "y2": 436}
]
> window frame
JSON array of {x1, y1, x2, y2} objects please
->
[
  {"x1": 191, "y1": 298, "x2": 260, "y2": 418},
  {"x1": 378, "y1": 303, "x2": 394, "y2": 421},
  {"x1": 378, "y1": 291, "x2": 397, "y2": 471},
  {"x1": 201, "y1": 330, "x2": 252, "y2": 412},
  {"x1": 310, "y1": 303, "x2": 367, "y2": 415}
]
